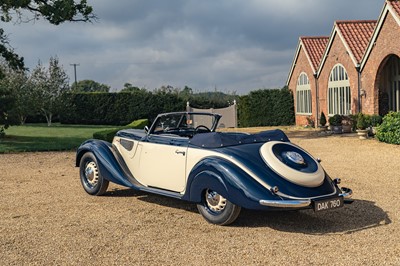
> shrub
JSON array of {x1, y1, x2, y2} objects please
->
[
  {"x1": 320, "y1": 112, "x2": 327, "y2": 126},
  {"x1": 370, "y1": 114, "x2": 383, "y2": 127},
  {"x1": 93, "y1": 119, "x2": 149, "y2": 142},
  {"x1": 238, "y1": 87, "x2": 294, "y2": 127},
  {"x1": 328, "y1": 114, "x2": 342, "y2": 126},
  {"x1": 306, "y1": 116, "x2": 315, "y2": 128},
  {"x1": 376, "y1": 112, "x2": 400, "y2": 145}
]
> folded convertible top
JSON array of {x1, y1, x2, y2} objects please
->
[{"x1": 189, "y1": 129, "x2": 289, "y2": 148}]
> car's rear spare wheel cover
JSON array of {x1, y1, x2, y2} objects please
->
[{"x1": 260, "y1": 141, "x2": 324, "y2": 187}]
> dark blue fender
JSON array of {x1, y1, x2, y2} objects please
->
[
  {"x1": 183, "y1": 156, "x2": 280, "y2": 210},
  {"x1": 76, "y1": 139, "x2": 135, "y2": 188}
]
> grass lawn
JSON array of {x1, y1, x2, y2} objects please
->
[{"x1": 0, "y1": 123, "x2": 117, "y2": 153}]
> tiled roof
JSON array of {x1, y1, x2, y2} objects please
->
[
  {"x1": 388, "y1": 0, "x2": 400, "y2": 17},
  {"x1": 300, "y1": 37, "x2": 329, "y2": 72},
  {"x1": 336, "y1": 20, "x2": 377, "y2": 63}
]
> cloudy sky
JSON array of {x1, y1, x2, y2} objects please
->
[{"x1": 3, "y1": 0, "x2": 385, "y2": 94}]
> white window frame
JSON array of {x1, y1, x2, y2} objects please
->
[
  {"x1": 296, "y1": 73, "x2": 312, "y2": 115},
  {"x1": 328, "y1": 64, "x2": 351, "y2": 116}
]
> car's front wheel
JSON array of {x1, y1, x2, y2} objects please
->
[
  {"x1": 79, "y1": 152, "x2": 109, "y2": 196},
  {"x1": 196, "y1": 189, "x2": 241, "y2": 225}
]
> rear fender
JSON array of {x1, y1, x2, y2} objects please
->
[{"x1": 185, "y1": 157, "x2": 276, "y2": 209}]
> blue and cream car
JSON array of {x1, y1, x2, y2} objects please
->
[{"x1": 76, "y1": 112, "x2": 353, "y2": 225}]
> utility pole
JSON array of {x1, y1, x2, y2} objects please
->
[{"x1": 70, "y1": 63, "x2": 80, "y2": 85}]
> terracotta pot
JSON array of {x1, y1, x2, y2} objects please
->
[{"x1": 342, "y1": 124, "x2": 352, "y2": 133}]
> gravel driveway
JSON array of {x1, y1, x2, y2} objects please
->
[{"x1": 0, "y1": 133, "x2": 399, "y2": 265}]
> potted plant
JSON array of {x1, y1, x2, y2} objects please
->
[
  {"x1": 319, "y1": 112, "x2": 328, "y2": 131},
  {"x1": 341, "y1": 115, "x2": 353, "y2": 133},
  {"x1": 328, "y1": 114, "x2": 342, "y2": 134},
  {"x1": 356, "y1": 113, "x2": 368, "y2": 139}
]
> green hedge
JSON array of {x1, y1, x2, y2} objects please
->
[
  {"x1": 59, "y1": 88, "x2": 295, "y2": 127},
  {"x1": 376, "y1": 112, "x2": 400, "y2": 145},
  {"x1": 93, "y1": 119, "x2": 149, "y2": 142},
  {"x1": 59, "y1": 91, "x2": 184, "y2": 125},
  {"x1": 238, "y1": 88, "x2": 294, "y2": 127}
]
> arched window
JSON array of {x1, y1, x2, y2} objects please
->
[
  {"x1": 328, "y1": 64, "x2": 351, "y2": 115},
  {"x1": 296, "y1": 73, "x2": 312, "y2": 115}
]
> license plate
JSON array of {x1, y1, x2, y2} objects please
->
[{"x1": 313, "y1": 197, "x2": 344, "y2": 212}]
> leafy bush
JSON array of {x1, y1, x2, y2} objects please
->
[
  {"x1": 328, "y1": 114, "x2": 342, "y2": 126},
  {"x1": 238, "y1": 87, "x2": 294, "y2": 127},
  {"x1": 320, "y1": 112, "x2": 327, "y2": 126},
  {"x1": 370, "y1": 114, "x2": 383, "y2": 127},
  {"x1": 93, "y1": 119, "x2": 148, "y2": 142},
  {"x1": 376, "y1": 112, "x2": 400, "y2": 145}
]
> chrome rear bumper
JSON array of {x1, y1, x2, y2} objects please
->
[{"x1": 259, "y1": 187, "x2": 353, "y2": 208}]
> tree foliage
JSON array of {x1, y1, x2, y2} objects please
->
[
  {"x1": 0, "y1": 65, "x2": 37, "y2": 125},
  {"x1": 0, "y1": 0, "x2": 95, "y2": 135},
  {"x1": 31, "y1": 57, "x2": 70, "y2": 126},
  {"x1": 71, "y1": 79, "x2": 110, "y2": 92},
  {"x1": 0, "y1": 0, "x2": 95, "y2": 25}
]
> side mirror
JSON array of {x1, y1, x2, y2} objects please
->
[{"x1": 144, "y1": 126, "x2": 149, "y2": 133}]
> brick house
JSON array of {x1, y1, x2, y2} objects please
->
[{"x1": 287, "y1": 0, "x2": 400, "y2": 126}]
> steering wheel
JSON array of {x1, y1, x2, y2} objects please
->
[{"x1": 195, "y1": 125, "x2": 211, "y2": 133}]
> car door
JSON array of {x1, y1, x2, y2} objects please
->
[{"x1": 138, "y1": 134, "x2": 188, "y2": 192}]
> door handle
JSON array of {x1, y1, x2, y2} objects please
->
[{"x1": 175, "y1": 150, "x2": 186, "y2": 156}]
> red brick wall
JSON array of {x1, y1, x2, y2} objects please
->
[
  {"x1": 361, "y1": 11, "x2": 400, "y2": 115},
  {"x1": 317, "y1": 33, "x2": 360, "y2": 119},
  {"x1": 287, "y1": 47, "x2": 317, "y2": 126},
  {"x1": 288, "y1": 7, "x2": 400, "y2": 126}
]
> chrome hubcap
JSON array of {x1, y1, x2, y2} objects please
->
[
  {"x1": 284, "y1": 151, "x2": 305, "y2": 165},
  {"x1": 85, "y1": 161, "x2": 99, "y2": 186},
  {"x1": 205, "y1": 189, "x2": 227, "y2": 212}
]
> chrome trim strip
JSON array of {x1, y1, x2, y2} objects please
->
[
  {"x1": 339, "y1": 187, "x2": 353, "y2": 199},
  {"x1": 259, "y1": 199, "x2": 311, "y2": 208}
]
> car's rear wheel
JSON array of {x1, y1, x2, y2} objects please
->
[
  {"x1": 79, "y1": 152, "x2": 109, "y2": 196},
  {"x1": 196, "y1": 189, "x2": 241, "y2": 225}
]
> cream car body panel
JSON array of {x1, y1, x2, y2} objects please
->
[{"x1": 138, "y1": 140, "x2": 187, "y2": 192}]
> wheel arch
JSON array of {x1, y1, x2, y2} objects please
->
[
  {"x1": 75, "y1": 139, "x2": 134, "y2": 188},
  {"x1": 184, "y1": 156, "x2": 272, "y2": 209}
]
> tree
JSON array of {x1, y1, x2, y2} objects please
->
[
  {"x1": 71, "y1": 79, "x2": 110, "y2": 92},
  {"x1": 0, "y1": 64, "x2": 15, "y2": 136},
  {"x1": 0, "y1": 0, "x2": 95, "y2": 134},
  {"x1": 120, "y1": 83, "x2": 142, "y2": 93},
  {"x1": 31, "y1": 57, "x2": 70, "y2": 126},
  {"x1": 1, "y1": 65, "x2": 38, "y2": 125}
]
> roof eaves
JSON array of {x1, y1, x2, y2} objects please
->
[
  {"x1": 300, "y1": 38, "x2": 318, "y2": 74},
  {"x1": 317, "y1": 24, "x2": 338, "y2": 78},
  {"x1": 386, "y1": 1, "x2": 400, "y2": 25},
  {"x1": 361, "y1": 1, "x2": 398, "y2": 70},
  {"x1": 286, "y1": 38, "x2": 303, "y2": 86},
  {"x1": 335, "y1": 23, "x2": 360, "y2": 67}
]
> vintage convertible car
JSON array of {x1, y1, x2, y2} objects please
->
[{"x1": 76, "y1": 112, "x2": 353, "y2": 225}]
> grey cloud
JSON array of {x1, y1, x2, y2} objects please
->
[{"x1": 2, "y1": 0, "x2": 385, "y2": 94}]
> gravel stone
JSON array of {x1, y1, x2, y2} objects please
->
[{"x1": 0, "y1": 133, "x2": 399, "y2": 265}]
